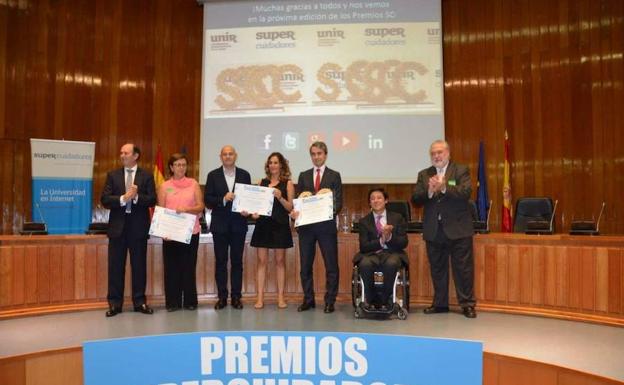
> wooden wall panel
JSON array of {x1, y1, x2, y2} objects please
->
[
  {"x1": 442, "y1": 0, "x2": 624, "y2": 234},
  {"x1": 0, "y1": 0, "x2": 623, "y2": 234},
  {"x1": 0, "y1": 0, "x2": 203, "y2": 234}
]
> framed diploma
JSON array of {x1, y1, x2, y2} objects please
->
[
  {"x1": 149, "y1": 206, "x2": 197, "y2": 244},
  {"x1": 231, "y1": 183, "x2": 275, "y2": 216},
  {"x1": 293, "y1": 192, "x2": 334, "y2": 227}
]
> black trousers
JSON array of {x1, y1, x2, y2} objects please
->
[
  {"x1": 107, "y1": 215, "x2": 148, "y2": 308},
  {"x1": 298, "y1": 220, "x2": 339, "y2": 305},
  {"x1": 212, "y1": 231, "x2": 246, "y2": 300},
  {"x1": 358, "y1": 252, "x2": 402, "y2": 305},
  {"x1": 425, "y1": 223, "x2": 476, "y2": 308},
  {"x1": 163, "y1": 233, "x2": 199, "y2": 308}
]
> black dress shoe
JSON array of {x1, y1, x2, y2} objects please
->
[
  {"x1": 134, "y1": 304, "x2": 154, "y2": 314},
  {"x1": 423, "y1": 306, "x2": 449, "y2": 314},
  {"x1": 231, "y1": 298, "x2": 243, "y2": 309},
  {"x1": 184, "y1": 305, "x2": 197, "y2": 311},
  {"x1": 167, "y1": 306, "x2": 181, "y2": 312},
  {"x1": 105, "y1": 306, "x2": 122, "y2": 317},
  {"x1": 214, "y1": 298, "x2": 228, "y2": 310},
  {"x1": 463, "y1": 306, "x2": 477, "y2": 318},
  {"x1": 323, "y1": 303, "x2": 335, "y2": 313},
  {"x1": 297, "y1": 301, "x2": 316, "y2": 312}
]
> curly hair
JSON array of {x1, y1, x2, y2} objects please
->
[{"x1": 264, "y1": 152, "x2": 291, "y2": 181}]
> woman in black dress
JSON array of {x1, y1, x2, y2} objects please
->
[{"x1": 250, "y1": 152, "x2": 294, "y2": 309}]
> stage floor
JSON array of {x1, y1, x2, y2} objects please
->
[{"x1": 1, "y1": 305, "x2": 623, "y2": 381}]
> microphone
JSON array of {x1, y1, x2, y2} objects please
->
[
  {"x1": 34, "y1": 202, "x2": 47, "y2": 226},
  {"x1": 20, "y1": 202, "x2": 48, "y2": 235}
]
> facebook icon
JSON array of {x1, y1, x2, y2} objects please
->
[{"x1": 256, "y1": 134, "x2": 272, "y2": 151}]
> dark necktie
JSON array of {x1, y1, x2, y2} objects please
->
[{"x1": 125, "y1": 169, "x2": 133, "y2": 213}]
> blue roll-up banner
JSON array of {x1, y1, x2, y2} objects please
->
[
  {"x1": 83, "y1": 331, "x2": 482, "y2": 385},
  {"x1": 30, "y1": 138, "x2": 95, "y2": 234}
]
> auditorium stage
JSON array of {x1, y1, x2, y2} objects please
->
[{"x1": 1, "y1": 305, "x2": 623, "y2": 382}]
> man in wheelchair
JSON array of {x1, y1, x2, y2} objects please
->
[{"x1": 353, "y1": 188, "x2": 409, "y2": 315}]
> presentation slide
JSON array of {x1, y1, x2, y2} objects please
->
[{"x1": 200, "y1": 0, "x2": 443, "y2": 183}]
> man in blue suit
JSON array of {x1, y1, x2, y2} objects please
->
[
  {"x1": 292, "y1": 141, "x2": 343, "y2": 314},
  {"x1": 204, "y1": 145, "x2": 251, "y2": 310},
  {"x1": 101, "y1": 143, "x2": 156, "y2": 317}
]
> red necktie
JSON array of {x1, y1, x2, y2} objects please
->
[{"x1": 314, "y1": 168, "x2": 321, "y2": 192}]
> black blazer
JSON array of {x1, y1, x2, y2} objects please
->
[
  {"x1": 411, "y1": 161, "x2": 474, "y2": 241},
  {"x1": 100, "y1": 167, "x2": 156, "y2": 239},
  {"x1": 354, "y1": 211, "x2": 409, "y2": 265},
  {"x1": 204, "y1": 166, "x2": 251, "y2": 234},
  {"x1": 296, "y1": 166, "x2": 343, "y2": 216}
]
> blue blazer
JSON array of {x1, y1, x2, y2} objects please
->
[
  {"x1": 296, "y1": 166, "x2": 343, "y2": 216},
  {"x1": 204, "y1": 166, "x2": 251, "y2": 234}
]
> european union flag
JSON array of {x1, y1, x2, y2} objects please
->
[{"x1": 476, "y1": 141, "x2": 489, "y2": 221}]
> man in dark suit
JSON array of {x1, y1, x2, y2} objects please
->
[
  {"x1": 204, "y1": 145, "x2": 251, "y2": 310},
  {"x1": 354, "y1": 188, "x2": 408, "y2": 308},
  {"x1": 412, "y1": 140, "x2": 477, "y2": 318},
  {"x1": 292, "y1": 141, "x2": 342, "y2": 314},
  {"x1": 101, "y1": 143, "x2": 156, "y2": 317}
]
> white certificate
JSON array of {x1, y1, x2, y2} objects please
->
[
  {"x1": 293, "y1": 192, "x2": 334, "y2": 227},
  {"x1": 149, "y1": 206, "x2": 197, "y2": 244},
  {"x1": 231, "y1": 183, "x2": 275, "y2": 216}
]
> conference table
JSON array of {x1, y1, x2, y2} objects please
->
[{"x1": 1, "y1": 231, "x2": 622, "y2": 326}]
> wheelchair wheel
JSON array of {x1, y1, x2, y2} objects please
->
[
  {"x1": 395, "y1": 266, "x2": 410, "y2": 311},
  {"x1": 397, "y1": 307, "x2": 408, "y2": 320},
  {"x1": 351, "y1": 266, "x2": 362, "y2": 308},
  {"x1": 402, "y1": 267, "x2": 410, "y2": 311}
]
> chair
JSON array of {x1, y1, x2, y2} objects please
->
[
  {"x1": 513, "y1": 197, "x2": 558, "y2": 234},
  {"x1": 19, "y1": 222, "x2": 48, "y2": 235},
  {"x1": 470, "y1": 200, "x2": 492, "y2": 234},
  {"x1": 569, "y1": 202, "x2": 605, "y2": 236},
  {"x1": 385, "y1": 200, "x2": 424, "y2": 233},
  {"x1": 85, "y1": 222, "x2": 108, "y2": 235},
  {"x1": 386, "y1": 201, "x2": 411, "y2": 221}
]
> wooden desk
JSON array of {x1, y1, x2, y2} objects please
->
[{"x1": 1, "y1": 233, "x2": 623, "y2": 325}]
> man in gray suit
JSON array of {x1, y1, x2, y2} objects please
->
[
  {"x1": 292, "y1": 141, "x2": 343, "y2": 314},
  {"x1": 412, "y1": 140, "x2": 476, "y2": 318}
]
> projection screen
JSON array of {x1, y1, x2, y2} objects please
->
[{"x1": 199, "y1": 0, "x2": 444, "y2": 183}]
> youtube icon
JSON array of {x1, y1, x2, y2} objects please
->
[{"x1": 332, "y1": 132, "x2": 359, "y2": 151}]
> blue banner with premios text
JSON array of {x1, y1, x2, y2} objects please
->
[{"x1": 83, "y1": 331, "x2": 482, "y2": 385}]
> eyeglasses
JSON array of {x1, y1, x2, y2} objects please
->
[{"x1": 172, "y1": 163, "x2": 187, "y2": 168}]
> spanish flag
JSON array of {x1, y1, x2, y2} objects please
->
[
  {"x1": 501, "y1": 130, "x2": 513, "y2": 232},
  {"x1": 153, "y1": 144, "x2": 165, "y2": 190}
]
